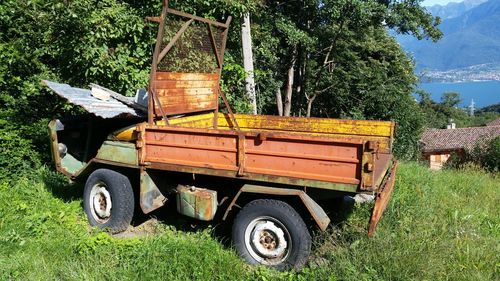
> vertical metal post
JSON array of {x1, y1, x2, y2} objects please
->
[{"x1": 148, "y1": 0, "x2": 169, "y2": 124}]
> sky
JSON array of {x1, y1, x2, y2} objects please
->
[{"x1": 422, "y1": 0, "x2": 460, "y2": 6}]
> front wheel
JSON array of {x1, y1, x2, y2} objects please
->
[
  {"x1": 83, "y1": 169, "x2": 134, "y2": 233},
  {"x1": 232, "y1": 199, "x2": 311, "y2": 270}
]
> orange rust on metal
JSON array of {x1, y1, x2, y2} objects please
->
[
  {"x1": 143, "y1": 124, "x2": 364, "y2": 186},
  {"x1": 177, "y1": 185, "x2": 217, "y2": 221},
  {"x1": 258, "y1": 133, "x2": 267, "y2": 141},
  {"x1": 48, "y1": 120, "x2": 65, "y2": 175},
  {"x1": 136, "y1": 123, "x2": 147, "y2": 165},
  {"x1": 152, "y1": 72, "x2": 219, "y2": 116},
  {"x1": 146, "y1": 124, "x2": 366, "y2": 145},
  {"x1": 145, "y1": 16, "x2": 161, "y2": 23},
  {"x1": 155, "y1": 72, "x2": 220, "y2": 81},
  {"x1": 373, "y1": 153, "x2": 392, "y2": 187},
  {"x1": 140, "y1": 168, "x2": 167, "y2": 214},
  {"x1": 367, "y1": 141, "x2": 378, "y2": 151},
  {"x1": 237, "y1": 134, "x2": 246, "y2": 176},
  {"x1": 147, "y1": 161, "x2": 358, "y2": 192},
  {"x1": 361, "y1": 147, "x2": 375, "y2": 191},
  {"x1": 222, "y1": 185, "x2": 330, "y2": 231},
  {"x1": 148, "y1": 0, "x2": 169, "y2": 123},
  {"x1": 147, "y1": 2, "x2": 237, "y2": 125},
  {"x1": 368, "y1": 161, "x2": 398, "y2": 237}
]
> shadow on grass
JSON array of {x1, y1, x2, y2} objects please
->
[
  {"x1": 132, "y1": 200, "x2": 234, "y2": 246},
  {"x1": 41, "y1": 169, "x2": 84, "y2": 202},
  {"x1": 134, "y1": 195, "x2": 359, "y2": 250},
  {"x1": 41, "y1": 167, "x2": 360, "y2": 256}
]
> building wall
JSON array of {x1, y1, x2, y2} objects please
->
[{"x1": 429, "y1": 154, "x2": 451, "y2": 170}]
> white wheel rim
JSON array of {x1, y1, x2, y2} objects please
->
[
  {"x1": 89, "y1": 182, "x2": 112, "y2": 223},
  {"x1": 244, "y1": 216, "x2": 291, "y2": 265}
]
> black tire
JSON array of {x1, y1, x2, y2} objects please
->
[
  {"x1": 83, "y1": 169, "x2": 134, "y2": 233},
  {"x1": 232, "y1": 199, "x2": 311, "y2": 270}
]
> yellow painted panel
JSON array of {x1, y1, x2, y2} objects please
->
[
  {"x1": 217, "y1": 114, "x2": 393, "y2": 137},
  {"x1": 154, "y1": 112, "x2": 395, "y2": 150}
]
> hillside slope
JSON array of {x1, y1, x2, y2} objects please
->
[
  {"x1": 427, "y1": 0, "x2": 487, "y2": 19},
  {"x1": 0, "y1": 163, "x2": 498, "y2": 280},
  {"x1": 400, "y1": 0, "x2": 500, "y2": 71}
]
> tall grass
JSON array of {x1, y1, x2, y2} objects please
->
[{"x1": 0, "y1": 162, "x2": 498, "y2": 280}]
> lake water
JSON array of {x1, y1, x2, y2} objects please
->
[{"x1": 419, "y1": 81, "x2": 500, "y2": 108}]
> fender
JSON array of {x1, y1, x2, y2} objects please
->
[{"x1": 222, "y1": 184, "x2": 330, "y2": 231}]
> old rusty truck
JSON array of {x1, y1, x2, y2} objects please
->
[{"x1": 45, "y1": 1, "x2": 397, "y2": 270}]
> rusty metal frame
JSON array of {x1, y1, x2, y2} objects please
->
[
  {"x1": 368, "y1": 160, "x2": 398, "y2": 237},
  {"x1": 222, "y1": 184, "x2": 331, "y2": 231},
  {"x1": 140, "y1": 168, "x2": 167, "y2": 214},
  {"x1": 148, "y1": 0, "x2": 169, "y2": 124},
  {"x1": 147, "y1": 1, "x2": 238, "y2": 129},
  {"x1": 157, "y1": 18, "x2": 194, "y2": 63},
  {"x1": 139, "y1": 123, "x2": 366, "y2": 190}
]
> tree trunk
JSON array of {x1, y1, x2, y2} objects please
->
[
  {"x1": 276, "y1": 87, "x2": 283, "y2": 116},
  {"x1": 283, "y1": 47, "x2": 297, "y2": 117},
  {"x1": 241, "y1": 13, "x2": 257, "y2": 115},
  {"x1": 306, "y1": 94, "x2": 317, "y2": 117}
]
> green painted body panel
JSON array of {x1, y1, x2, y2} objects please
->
[
  {"x1": 60, "y1": 154, "x2": 85, "y2": 174},
  {"x1": 95, "y1": 141, "x2": 138, "y2": 166}
]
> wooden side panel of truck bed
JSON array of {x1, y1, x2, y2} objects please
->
[{"x1": 137, "y1": 113, "x2": 395, "y2": 192}]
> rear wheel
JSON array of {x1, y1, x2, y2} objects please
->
[
  {"x1": 232, "y1": 199, "x2": 311, "y2": 270},
  {"x1": 83, "y1": 169, "x2": 134, "y2": 233}
]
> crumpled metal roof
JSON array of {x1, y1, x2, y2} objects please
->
[{"x1": 43, "y1": 80, "x2": 146, "y2": 119}]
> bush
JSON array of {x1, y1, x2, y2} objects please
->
[
  {"x1": 0, "y1": 117, "x2": 41, "y2": 183},
  {"x1": 449, "y1": 136, "x2": 500, "y2": 172},
  {"x1": 482, "y1": 136, "x2": 500, "y2": 172}
]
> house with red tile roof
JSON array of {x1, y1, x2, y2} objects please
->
[
  {"x1": 420, "y1": 122, "x2": 500, "y2": 170},
  {"x1": 486, "y1": 118, "x2": 500, "y2": 127}
]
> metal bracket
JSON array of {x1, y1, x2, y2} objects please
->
[
  {"x1": 368, "y1": 161, "x2": 398, "y2": 237},
  {"x1": 140, "y1": 169, "x2": 167, "y2": 214}
]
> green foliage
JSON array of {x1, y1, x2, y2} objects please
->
[
  {"x1": 479, "y1": 102, "x2": 500, "y2": 114},
  {"x1": 466, "y1": 136, "x2": 500, "y2": 172},
  {"x1": 1, "y1": 163, "x2": 498, "y2": 280},
  {"x1": 0, "y1": 117, "x2": 41, "y2": 183},
  {"x1": 222, "y1": 58, "x2": 254, "y2": 114},
  {"x1": 417, "y1": 91, "x2": 500, "y2": 129},
  {"x1": 0, "y1": 0, "x2": 441, "y2": 162},
  {"x1": 240, "y1": 0, "x2": 440, "y2": 159},
  {"x1": 483, "y1": 136, "x2": 500, "y2": 171}
]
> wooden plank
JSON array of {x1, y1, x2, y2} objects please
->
[
  {"x1": 156, "y1": 107, "x2": 217, "y2": 116},
  {"x1": 156, "y1": 89, "x2": 216, "y2": 98},
  {"x1": 154, "y1": 102, "x2": 218, "y2": 115},
  {"x1": 155, "y1": 72, "x2": 219, "y2": 81},
  {"x1": 153, "y1": 80, "x2": 218, "y2": 89},
  {"x1": 156, "y1": 88, "x2": 216, "y2": 97},
  {"x1": 157, "y1": 100, "x2": 216, "y2": 110},
  {"x1": 158, "y1": 96, "x2": 216, "y2": 105}
]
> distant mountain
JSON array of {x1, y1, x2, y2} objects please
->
[
  {"x1": 426, "y1": 0, "x2": 487, "y2": 19},
  {"x1": 479, "y1": 103, "x2": 500, "y2": 113},
  {"x1": 398, "y1": 0, "x2": 500, "y2": 74}
]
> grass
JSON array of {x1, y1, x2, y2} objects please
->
[{"x1": 0, "y1": 162, "x2": 498, "y2": 280}]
